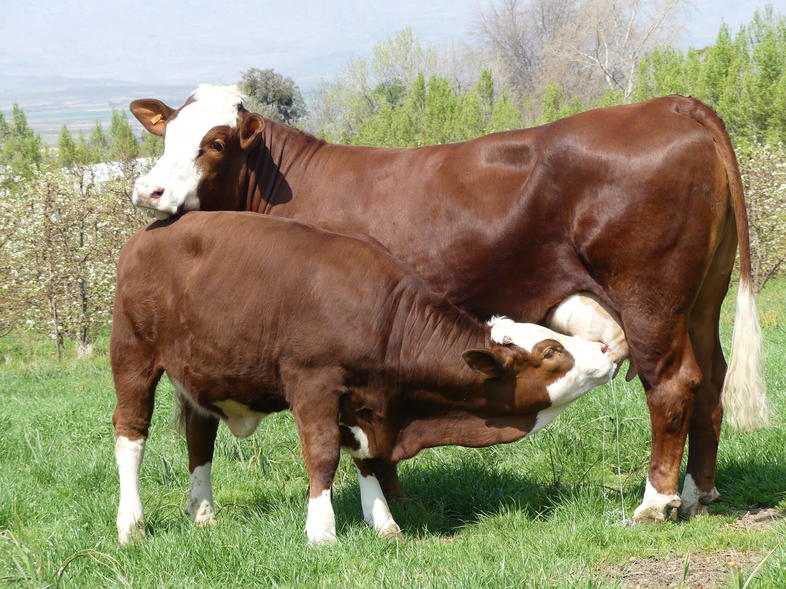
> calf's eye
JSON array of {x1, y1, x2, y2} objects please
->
[{"x1": 211, "y1": 141, "x2": 224, "y2": 152}]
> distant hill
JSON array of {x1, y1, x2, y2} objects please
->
[{"x1": 0, "y1": 75, "x2": 197, "y2": 145}]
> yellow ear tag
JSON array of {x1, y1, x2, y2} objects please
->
[{"x1": 151, "y1": 114, "x2": 163, "y2": 125}]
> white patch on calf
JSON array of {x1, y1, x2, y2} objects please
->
[
  {"x1": 133, "y1": 84, "x2": 245, "y2": 217},
  {"x1": 115, "y1": 436, "x2": 146, "y2": 544},
  {"x1": 633, "y1": 478, "x2": 682, "y2": 522},
  {"x1": 187, "y1": 462, "x2": 217, "y2": 526},
  {"x1": 358, "y1": 472, "x2": 401, "y2": 538},
  {"x1": 305, "y1": 489, "x2": 337, "y2": 545},
  {"x1": 340, "y1": 423, "x2": 372, "y2": 459}
]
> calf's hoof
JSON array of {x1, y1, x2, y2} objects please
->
[
  {"x1": 377, "y1": 520, "x2": 403, "y2": 540},
  {"x1": 187, "y1": 500, "x2": 217, "y2": 526},
  {"x1": 679, "y1": 475, "x2": 721, "y2": 519},
  {"x1": 117, "y1": 519, "x2": 145, "y2": 545},
  {"x1": 306, "y1": 530, "x2": 338, "y2": 546}
]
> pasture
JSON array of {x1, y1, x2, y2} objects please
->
[{"x1": 1, "y1": 282, "x2": 784, "y2": 588}]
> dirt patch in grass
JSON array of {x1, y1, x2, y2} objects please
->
[
  {"x1": 605, "y1": 550, "x2": 762, "y2": 588},
  {"x1": 723, "y1": 507, "x2": 785, "y2": 532},
  {"x1": 601, "y1": 509, "x2": 783, "y2": 588}
]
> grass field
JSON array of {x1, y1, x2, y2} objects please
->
[{"x1": 1, "y1": 282, "x2": 784, "y2": 588}]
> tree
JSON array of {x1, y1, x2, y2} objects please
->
[
  {"x1": 239, "y1": 67, "x2": 307, "y2": 125},
  {"x1": 0, "y1": 104, "x2": 46, "y2": 186}
]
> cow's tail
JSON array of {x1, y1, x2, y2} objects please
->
[{"x1": 675, "y1": 95, "x2": 769, "y2": 431}]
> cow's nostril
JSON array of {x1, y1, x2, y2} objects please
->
[
  {"x1": 151, "y1": 188, "x2": 164, "y2": 199},
  {"x1": 600, "y1": 343, "x2": 609, "y2": 354}
]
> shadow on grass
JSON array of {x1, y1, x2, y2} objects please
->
[
  {"x1": 715, "y1": 459, "x2": 786, "y2": 511},
  {"x1": 329, "y1": 454, "x2": 577, "y2": 539}
]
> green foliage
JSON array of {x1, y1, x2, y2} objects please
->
[
  {"x1": 634, "y1": 6, "x2": 786, "y2": 145},
  {"x1": 0, "y1": 104, "x2": 46, "y2": 184},
  {"x1": 348, "y1": 69, "x2": 524, "y2": 147}
]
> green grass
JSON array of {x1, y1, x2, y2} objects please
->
[{"x1": 1, "y1": 282, "x2": 784, "y2": 588}]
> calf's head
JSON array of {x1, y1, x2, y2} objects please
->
[
  {"x1": 463, "y1": 318, "x2": 616, "y2": 411},
  {"x1": 130, "y1": 84, "x2": 265, "y2": 219}
]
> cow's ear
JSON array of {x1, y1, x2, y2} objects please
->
[
  {"x1": 239, "y1": 113, "x2": 265, "y2": 149},
  {"x1": 463, "y1": 349, "x2": 507, "y2": 377},
  {"x1": 130, "y1": 99, "x2": 175, "y2": 136}
]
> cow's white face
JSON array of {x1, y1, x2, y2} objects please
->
[
  {"x1": 488, "y1": 316, "x2": 616, "y2": 416},
  {"x1": 133, "y1": 85, "x2": 244, "y2": 219}
]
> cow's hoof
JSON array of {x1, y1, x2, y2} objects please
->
[
  {"x1": 633, "y1": 496, "x2": 682, "y2": 523},
  {"x1": 679, "y1": 475, "x2": 720, "y2": 519},
  {"x1": 377, "y1": 520, "x2": 403, "y2": 540},
  {"x1": 194, "y1": 514, "x2": 218, "y2": 527},
  {"x1": 117, "y1": 519, "x2": 145, "y2": 545}
]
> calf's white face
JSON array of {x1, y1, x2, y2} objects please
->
[
  {"x1": 132, "y1": 84, "x2": 243, "y2": 219},
  {"x1": 489, "y1": 316, "x2": 616, "y2": 411}
]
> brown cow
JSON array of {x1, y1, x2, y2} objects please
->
[
  {"x1": 111, "y1": 211, "x2": 615, "y2": 544},
  {"x1": 128, "y1": 85, "x2": 768, "y2": 522}
]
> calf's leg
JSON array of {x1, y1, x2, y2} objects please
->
[
  {"x1": 354, "y1": 458, "x2": 402, "y2": 538},
  {"x1": 287, "y1": 374, "x2": 343, "y2": 545},
  {"x1": 111, "y1": 349, "x2": 162, "y2": 544},
  {"x1": 183, "y1": 400, "x2": 220, "y2": 526}
]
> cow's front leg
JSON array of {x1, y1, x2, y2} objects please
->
[
  {"x1": 354, "y1": 458, "x2": 402, "y2": 539},
  {"x1": 184, "y1": 400, "x2": 219, "y2": 526}
]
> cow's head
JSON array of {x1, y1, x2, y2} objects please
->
[
  {"x1": 130, "y1": 84, "x2": 265, "y2": 219},
  {"x1": 463, "y1": 317, "x2": 615, "y2": 415}
]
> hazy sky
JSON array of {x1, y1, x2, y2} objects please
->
[{"x1": 1, "y1": 0, "x2": 781, "y2": 89}]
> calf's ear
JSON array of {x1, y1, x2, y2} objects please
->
[
  {"x1": 130, "y1": 99, "x2": 175, "y2": 137},
  {"x1": 239, "y1": 113, "x2": 265, "y2": 149},
  {"x1": 463, "y1": 349, "x2": 507, "y2": 377}
]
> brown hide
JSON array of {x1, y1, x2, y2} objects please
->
[
  {"x1": 112, "y1": 212, "x2": 579, "y2": 463},
  {"x1": 130, "y1": 92, "x2": 755, "y2": 512}
]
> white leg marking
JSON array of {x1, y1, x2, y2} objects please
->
[
  {"x1": 679, "y1": 474, "x2": 720, "y2": 518},
  {"x1": 305, "y1": 489, "x2": 337, "y2": 545},
  {"x1": 187, "y1": 462, "x2": 217, "y2": 526},
  {"x1": 633, "y1": 477, "x2": 682, "y2": 523},
  {"x1": 115, "y1": 436, "x2": 146, "y2": 544},
  {"x1": 358, "y1": 472, "x2": 401, "y2": 539}
]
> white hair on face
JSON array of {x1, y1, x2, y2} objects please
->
[
  {"x1": 133, "y1": 84, "x2": 247, "y2": 216},
  {"x1": 191, "y1": 83, "x2": 247, "y2": 111}
]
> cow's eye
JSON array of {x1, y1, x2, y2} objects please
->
[
  {"x1": 543, "y1": 349, "x2": 555, "y2": 360},
  {"x1": 211, "y1": 141, "x2": 224, "y2": 152}
]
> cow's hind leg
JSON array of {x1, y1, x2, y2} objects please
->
[
  {"x1": 624, "y1": 316, "x2": 703, "y2": 523},
  {"x1": 354, "y1": 458, "x2": 402, "y2": 539},
  {"x1": 680, "y1": 239, "x2": 735, "y2": 516},
  {"x1": 181, "y1": 398, "x2": 220, "y2": 526},
  {"x1": 112, "y1": 348, "x2": 162, "y2": 544}
]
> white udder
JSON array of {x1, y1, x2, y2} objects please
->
[
  {"x1": 546, "y1": 292, "x2": 628, "y2": 363},
  {"x1": 212, "y1": 399, "x2": 268, "y2": 438}
]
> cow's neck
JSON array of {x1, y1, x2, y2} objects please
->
[
  {"x1": 387, "y1": 289, "x2": 489, "y2": 397},
  {"x1": 241, "y1": 119, "x2": 326, "y2": 213}
]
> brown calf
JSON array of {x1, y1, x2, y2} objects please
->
[{"x1": 112, "y1": 211, "x2": 614, "y2": 544}]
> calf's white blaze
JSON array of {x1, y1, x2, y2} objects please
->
[
  {"x1": 115, "y1": 436, "x2": 146, "y2": 544},
  {"x1": 187, "y1": 462, "x2": 216, "y2": 525},
  {"x1": 358, "y1": 472, "x2": 401, "y2": 538},
  {"x1": 489, "y1": 317, "x2": 616, "y2": 432},
  {"x1": 305, "y1": 489, "x2": 337, "y2": 545},
  {"x1": 133, "y1": 84, "x2": 244, "y2": 218}
]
